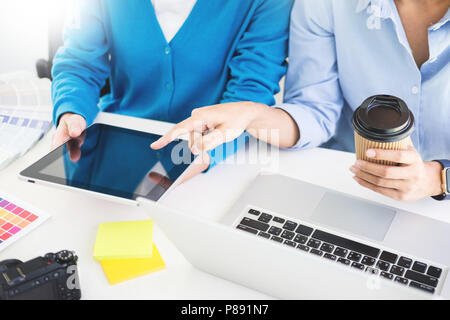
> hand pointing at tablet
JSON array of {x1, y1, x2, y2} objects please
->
[
  {"x1": 151, "y1": 102, "x2": 299, "y2": 154},
  {"x1": 150, "y1": 103, "x2": 258, "y2": 154},
  {"x1": 150, "y1": 102, "x2": 300, "y2": 182},
  {"x1": 150, "y1": 102, "x2": 257, "y2": 181}
]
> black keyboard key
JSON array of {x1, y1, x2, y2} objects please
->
[
  {"x1": 427, "y1": 266, "x2": 442, "y2": 279},
  {"x1": 390, "y1": 265, "x2": 405, "y2": 276},
  {"x1": 320, "y1": 243, "x2": 334, "y2": 253},
  {"x1": 376, "y1": 260, "x2": 390, "y2": 272},
  {"x1": 281, "y1": 230, "x2": 295, "y2": 240},
  {"x1": 409, "y1": 281, "x2": 435, "y2": 294},
  {"x1": 366, "y1": 267, "x2": 378, "y2": 275},
  {"x1": 268, "y1": 226, "x2": 282, "y2": 236},
  {"x1": 394, "y1": 276, "x2": 408, "y2": 285},
  {"x1": 324, "y1": 253, "x2": 337, "y2": 261},
  {"x1": 258, "y1": 232, "x2": 271, "y2": 239},
  {"x1": 297, "y1": 244, "x2": 310, "y2": 252},
  {"x1": 293, "y1": 234, "x2": 308, "y2": 244},
  {"x1": 361, "y1": 256, "x2": 376, "y2": 266},
  {"x1": 236, "y1": 224, "x2": 258, "y2": 234},
  {"x1": 273, "y1": 217, "x2": 285, "y2": 224},
  {"x1": 347, "y1": 252, "x2": 362, "y2": 262},
  {"x1": 283, "y1": 220, "x2": 298, "y2": 231},
  {"x1": 307, "y1": 239, "x2": 321, "y2": 249},
  {"x1": 334, "y1": 247, "x2": 348, "y2": 258},
  {"x1": 405, "y1": 270, "x2": 438, "y2": 288},
  {"x1": 248, "y1": 209, "x2": 260, "y2": 216},
  {"x1": 379, "y1": 251, "x2": 398, "y2": 264},
  {"x1": 337, "y1": 258, "x2": 351, "y2": 266},
  {"x1": 258, "y1": 213, "x2": 272, "y2": 223},
  {"x1": 412, "y1": 261, "x2": 427, "y2": 273},
  {"x1": 284, "y1": 240, "x2": 296, "y2": 248},
  {"x1": 397, "y1": 257, "x2": 412, "y2": 268},
  {"x1": 240, "y1": 218, "x2": 269, "y2": 232},
  {"x1": 311, "y1": 229, "x2": 380, "y2": 258},
  {"x1": 310, "y1": 249, "x2": 323, "y2": 256},
  {"x1": 295, "y1": 224, "x2": 313, "y2": 236},
  {"x1": 271, "y1": 236, "x2": 283, "y2": 243},
  {"x1": 380, "y1": 272, "x2": 394, "y2": 280},
  {"x1": 351, "y1": 262, "x2": 364, "y2": 270}
]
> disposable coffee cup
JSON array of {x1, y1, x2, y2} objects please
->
[{"x1": 352, "y1": 95, "x2": 414, "y2": 166}]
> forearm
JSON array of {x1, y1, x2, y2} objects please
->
[{"x1": 246, "y1": 103, "x2": 300, "y2": 148}]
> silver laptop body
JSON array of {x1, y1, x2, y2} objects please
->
[{"x1": 138, "y1": 173, "x2": 450, "y2": 299}]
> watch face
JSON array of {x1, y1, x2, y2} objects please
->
[{"x1": 446, "y1": 168, "x2": 450, "y2": 193}]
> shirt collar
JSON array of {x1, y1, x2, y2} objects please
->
[
  {"x1": 356, "y1": 0, "x2": 393, "y2": 18},
  {"x1": 356, "y1": 0, "x2": 412, "y2": 54},
  {"x1": 431, "y1": 7, "x2": 450, "y2": 31},
  {"x1": 358, "y1": 0, "x2": 450, "y2": 29}
]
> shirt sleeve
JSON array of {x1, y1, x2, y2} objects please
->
[
  {"x1": 51, "y1": 0, "x2": 110, "y2": 126},
  {"x1": 277, "y1": 0, "x2": 345, "y2": 149},
  {"x1": 208, "y1": 0, "x2": 293, "y2": 169}
]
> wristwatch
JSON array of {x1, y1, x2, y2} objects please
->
[{"x1": 432, "y1": 159, "x2": 450, "y2": 201}]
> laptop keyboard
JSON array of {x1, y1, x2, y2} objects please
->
[{"x1": 236, "y1": 208, "x2": 446, "y2": 295}]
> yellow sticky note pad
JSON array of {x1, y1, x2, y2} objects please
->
[
  {"x1": 100, "y1": 244, "x2": 166, "y2": 285},
  {"x1": 94, "y1": 220, "x2": 154, "y2": 260}
]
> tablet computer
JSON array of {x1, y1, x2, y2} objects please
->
[{"x1": 19, "y1": 123, "x2": 195, "y2": 205}]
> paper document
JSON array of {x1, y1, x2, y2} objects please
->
[{"x1": 0, "y1": 71, "x2": 52, "y2": 169}]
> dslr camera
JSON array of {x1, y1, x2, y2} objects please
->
[{"x1": 0, "y1": 250, "x2": 81, "y2": 300}]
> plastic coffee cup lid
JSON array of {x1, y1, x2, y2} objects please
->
[{"x1": 352, "y1": 95, "x2": 414, "y2": 143}]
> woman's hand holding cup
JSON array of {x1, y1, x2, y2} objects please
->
[{"x1": 350, "y1": 141, "x2": 443, "y2": 202}]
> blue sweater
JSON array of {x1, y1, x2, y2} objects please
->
[{"x1": 52, "y1": 0, "x2": 292, "y2": 167}]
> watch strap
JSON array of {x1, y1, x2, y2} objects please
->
[{"x1": 431, "y1": 160, "x2": 450, "y2": 201}]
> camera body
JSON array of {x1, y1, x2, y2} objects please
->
[{"x1": 0, "y1": 250, "x2": 81, "y2": 300}]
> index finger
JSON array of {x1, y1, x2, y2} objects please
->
[
  {"x1": 365, "y1": 147, "x2": 419, "y2": 165},
  {"x1": 150, "y1": 118, "x2": 198, "y2": 150}
]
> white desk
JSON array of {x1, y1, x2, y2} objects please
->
[{"x1": 1, "y1": 114, "x2": 449, "y2": 300}]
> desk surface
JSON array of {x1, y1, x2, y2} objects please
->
[{"x1": 1, "y1": 114, "x2": 449, "y2": 300}]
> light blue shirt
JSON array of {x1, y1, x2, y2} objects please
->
[{"x1": 279, "y1": 0, "x2": 449, "y2": 161}]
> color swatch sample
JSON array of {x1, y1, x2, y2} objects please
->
[
  {"x1": 0, "y1": 191, "x2": 50, "y2": 252},
  {"x1": 93, "y1": 220, "x2": 154, "y2": 261},
  {"x1": 100, "y1": 244, "x2": 166, "y2": 285}
]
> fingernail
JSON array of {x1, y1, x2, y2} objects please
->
[
  {"x1": 355, "y1": 160, "x2": 363, "y2": 168},
  {"x1": 191, "y1": 146, "x2": 199, "y2": 155},
  {"x1": 349, "y1": 166, "x2": 357, "y2": 173},
  {"x1": 366, "y1": 149, "x2": 376, "y2": 158}
]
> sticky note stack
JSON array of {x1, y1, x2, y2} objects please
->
[{"x1": 93, "y1": 220, "x2": 165, "y2": 285}]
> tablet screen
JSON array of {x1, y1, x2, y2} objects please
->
[{"x1": 20, "y1": 123, "x2": 195, "y2": 201}]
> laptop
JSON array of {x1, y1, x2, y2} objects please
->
[{"x1": 138, "y1": 173, "x2": 450, "y2": 299}]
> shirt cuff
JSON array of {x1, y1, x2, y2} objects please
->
[{"x1": 275, "y1": 103, "x2": 321, "y2": 150}]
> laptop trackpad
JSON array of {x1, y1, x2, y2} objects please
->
[{"x1": 309, "y1": 192, "x2": 396, "y2": 242}]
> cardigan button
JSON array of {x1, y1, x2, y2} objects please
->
[
  {"x1": 165, "y1": 83, "x2": 172, "y2": 91},
  {"x1": 164, "y1": 46, "x2": 171, "y2": 55}
]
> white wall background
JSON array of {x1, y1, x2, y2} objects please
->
[{"x1": 0, "y1": 0, "x2": 70, "y2": 75}]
